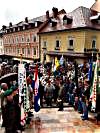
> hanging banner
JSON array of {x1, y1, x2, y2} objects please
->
[
  {"x1": 18, "y1": 63, "x2": 25, "y2": 104},
  {"x1": 23, "y1": 66, "x2": 30, "y2": 112},
  {"x1": 89, "y1": 58, "x2": 98, "y2": 112}
]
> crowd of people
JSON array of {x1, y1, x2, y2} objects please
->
[{"x1": 0, "y1": 59, "x2": 99, "y2": 132}]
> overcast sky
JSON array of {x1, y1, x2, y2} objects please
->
[{"x1": 0, "y1": 0, "x2": 95, "y2": 29}]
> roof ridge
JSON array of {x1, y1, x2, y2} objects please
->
[{"x1": 70, "y1": 6, "x2": 89, "y2": 14}]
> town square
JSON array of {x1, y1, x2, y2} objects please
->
[{"x1": 0, "y1": 0, "x2": 100, "y2": 133}]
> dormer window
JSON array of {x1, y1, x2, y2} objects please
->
[
  {"x1": 13, "y1": 28, "x2": 16, "y2": 32},
  {"x1": 35, "y1": 21, "x2": 43, "y2": 27},
  {"x1": 63, "y1": 15, "x2": 73, "y2": 25},
  {"x1": 35, "y1": 22, "x2": 37, "y2": 27},
  {"x1": 63, "y1": 15, "x2": 67, "y2": 25},
  {"x1": 23, "y1": 25, "x2": 26, "y2": 30},
  {"x1": 18, "y1": 27, "x2": 20, "y2": 31},
  {"x1": 50, "y1": 22, "x2": 52, "y2": 27},
  {"x1": 63, "y1": 19, "x2": 67, "y2": 25},
  {"x1": 49, "y1": 19, "x2": 57, "y2": 27}
]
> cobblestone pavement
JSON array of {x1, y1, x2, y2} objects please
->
[{"x1": 0, "y1": 107, "x2": 100, "y2": 133}]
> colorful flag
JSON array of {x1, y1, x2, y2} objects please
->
[
  {"x1": 18, "y1": 63, "x2": 30, "y2": 126},
  {"x1": 55, "y1": 57, "x2": 60, "y2": 69},
  {"x1": 34, "y1": 64, "x2": 40, "y2": 112},
  {"x1": 59, "y1": 55, "x2": 64, "y2": 65},
  {"x1": 23, "y1": 66, "x2": 30, "y2": 113},
  {"x1": 18, "y1": 63, "x2": 25, "y2": 103},
  {"x1": 89, "y1": 57, "x2": 98, "y2": 112},
  {"x1": 88, "y1": 59, "x2": 93, "y2": 81}
]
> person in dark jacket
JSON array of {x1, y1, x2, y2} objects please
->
[
  {"x1": 0, "y1": 83, "x2": 8, "y2": 127},
  {"x1": 57, "y1": 80, "x2": 64, "y2": 111},
  {"x1": 4, "y1": 89, "x2": 17, "y2": 133}
]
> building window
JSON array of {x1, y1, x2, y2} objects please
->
[
  {"x1": 13, "y1": 48, "x2": 15, "y2": 53},
  {"x1": 16, "y1": 37, "x2": 19, "y2": 43},
  {"x1": 22, "y1": 48, "x2": 24, "y2": 54},
  {"x1": 17, "y1": 48, "x2": 20, "y2": 54},
  {"x1": 33, "y1": 47, "x2": 36, "y2": 55},
  {"x1": 27, "y1": 48, "x2": 30, "y2": 55},
  {"x1": 68, "y1": 37, "x2": 74, "y2": 50},
  {"x1": 9, "y1": 48, "x2": 11, "y2": 53},
  {"x1": 69, "y1": 40, "x2": 73, "y2": 47},
  {"x1": 27, "y1": 35, "x2": 30, "y2": 42},
  {"x1": 33, "y1": 35, "x2": 37, "y2": 42},
  {"x1": 56, "y1": 40, "x2": 60, "y2": 47},
  {"x1": 6, "y1": 48, "x2": 8, "y2": 53},
  {"x1": 12, "y1": 38, "x2": 14, "y2": 44},
  {"x1": 9, "y1": 38, "x2": 10, "y2": 44},
  {"x1": 63, "y1": 19, "x2": 67, "y2": 25},
  {"x1": 55, "y1": 40, "x2": 60, "y2": 50},
  {"x1": 43, "y1": 41, "x2": 47, "y2": 49},
  {"x1": 21, "y1": 36, "x2": 24, "y2": 43},
  {"x1": 92, "y1": 40, "x2": 96, "y2": 49}
]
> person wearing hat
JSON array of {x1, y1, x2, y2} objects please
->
[
  {"x1": 81, "y1": 79, "x2": 90, "y2": 120},
  {"x1": 4, "y1": 88, "x2": 17, "y2": 133}
]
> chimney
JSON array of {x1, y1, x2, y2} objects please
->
[
  {"x1": 46, "y1": 10, "x2": 49, "y2": 20},
  {"x1": 2, "y1": 25, "x2": 6, "y2": 30},
  {"x1": 9, "y1": 22, "x2": 12, "y2": 27},
  {"x1": 25, "y1": 17, "x2": 28, "y2": 23},
  {"x1": 52, "y1": 7, "x2": 58, "y2": 18}
]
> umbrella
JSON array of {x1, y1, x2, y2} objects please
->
[{"x1": 0, "y1": 73, "x2": 18, "y2": 83}]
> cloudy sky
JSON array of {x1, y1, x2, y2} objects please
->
[{"x1": 0, "y1": 0, "x2": 95, "y2": 29}]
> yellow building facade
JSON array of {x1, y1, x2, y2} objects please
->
[
  {"x1": 40, "y1": 29, "x2": 100, "y2": 64},
  {"x1": 39, "y1": 6, "x2": 100, "y2": 64}
]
